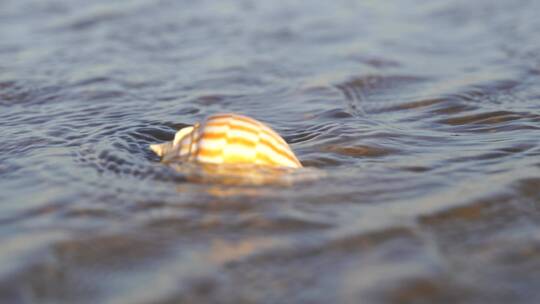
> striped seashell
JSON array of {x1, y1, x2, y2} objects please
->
[{"x1": 150, "y1": 113, "x2": 302, "y2": 169}]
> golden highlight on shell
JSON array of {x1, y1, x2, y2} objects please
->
[{"x1": 150, "y1": 113, "x2": 302, "y2": 169}]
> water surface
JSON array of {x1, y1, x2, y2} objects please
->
[{"x1": 2, "y1": 0, "x2": 540, "y2": 303}]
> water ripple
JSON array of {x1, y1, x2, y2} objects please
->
[{"x1": 2, "y1": 0, "x2": 540, "y2": 303}]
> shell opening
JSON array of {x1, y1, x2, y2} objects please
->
[
  {"x1": 150, "y1": 142, "x2": 169, "y2": 157},
  {"x1": 173, "y1": 126, "x2": 195, "y2": 146}
]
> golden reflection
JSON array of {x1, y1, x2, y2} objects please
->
[
  {"x1": 205, "y1": 237, "x2": 280, "y2": 265},
  {"x1": 171, "y1": 162, "x2": 323, "y2": 197},
  {"x1": 171, "y1": 162, "x2": 296, "y2": 186}
]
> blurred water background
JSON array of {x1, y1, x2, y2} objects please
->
[{"x1": 2, "y1": 0, "x2": 540, "y2": 303}]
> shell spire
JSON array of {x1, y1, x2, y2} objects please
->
[{"x1": 150, "y1": 113, "x2": 302, "y2": 169}]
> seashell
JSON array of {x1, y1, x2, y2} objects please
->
[{"x1": 150, "y1": 113, "x2": 302, "y2": 169}]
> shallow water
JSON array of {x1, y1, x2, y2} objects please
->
[{"x1": 2, "y1": 0, "x2": 540, "y2": 303}]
